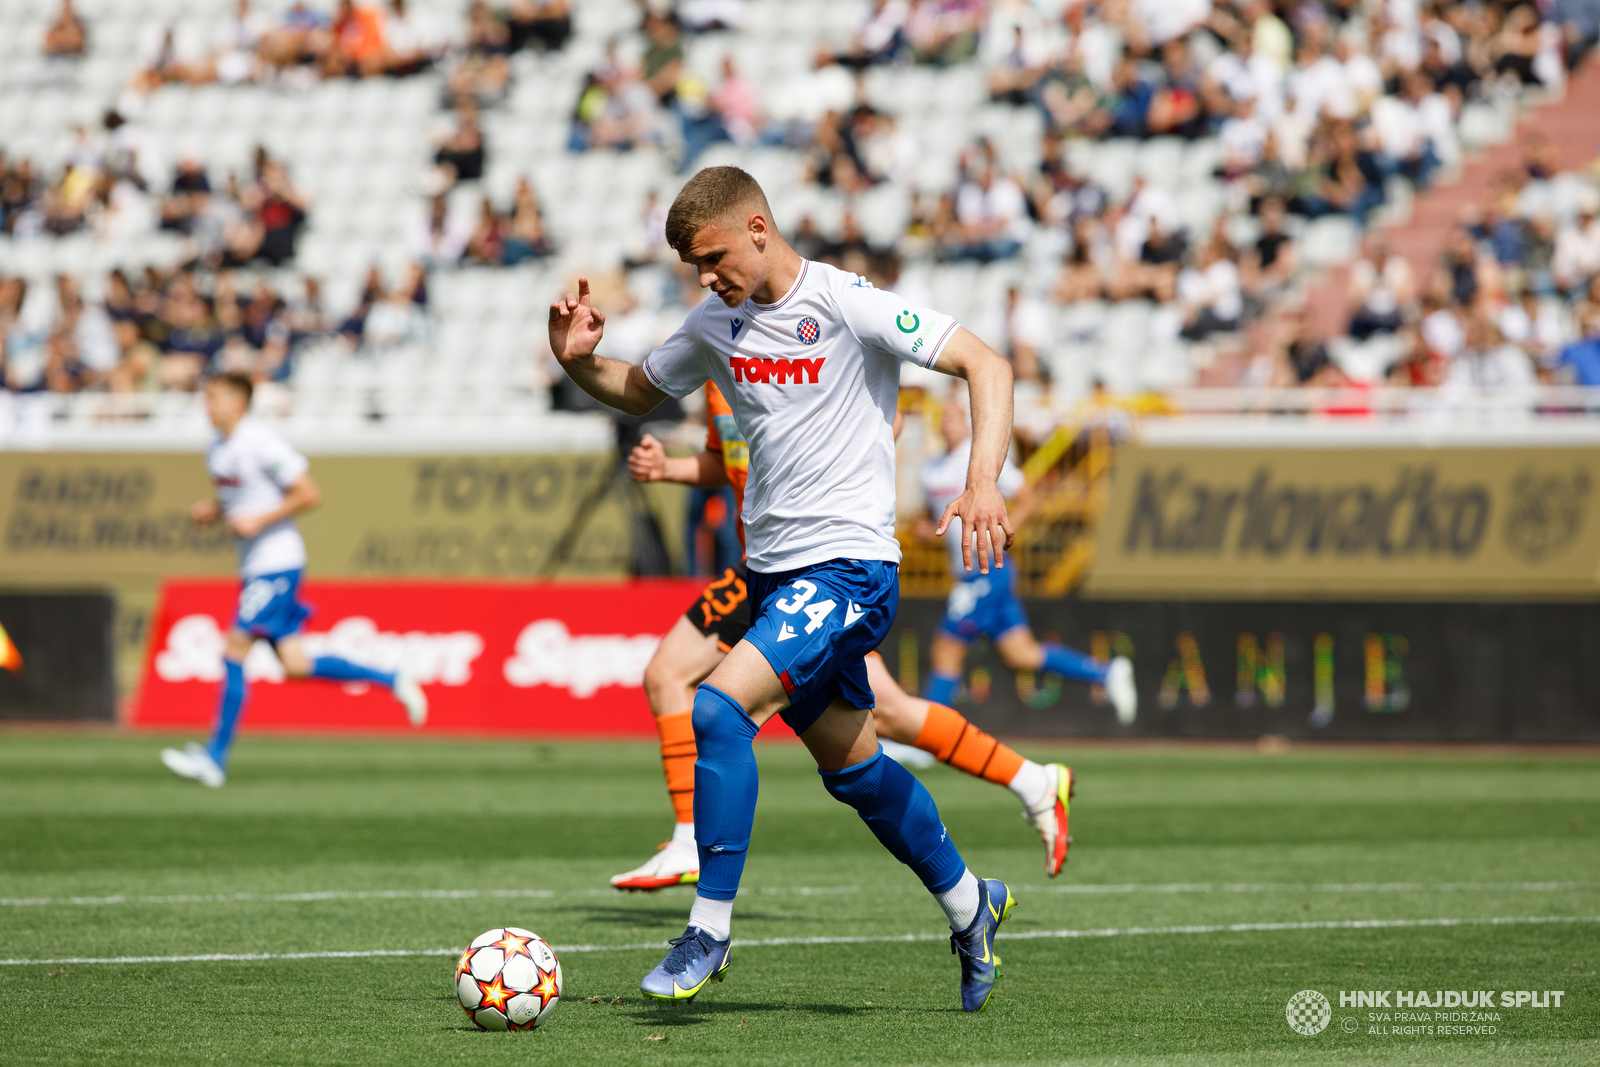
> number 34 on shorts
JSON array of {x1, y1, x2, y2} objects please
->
[
  {"x1": 745, "y1": 559, "x2": 899, "y2": 703},
  {"x1": 773, "y1": 579, "x2": 861, "y2": 637}
]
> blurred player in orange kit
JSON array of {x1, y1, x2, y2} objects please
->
[{"x1": 612, "y1": 382, "x2": 1085, "y2": 889}]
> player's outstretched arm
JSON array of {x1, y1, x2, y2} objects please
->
[
  {"x1": 548, "y1": 277, "x2": 668, "y2": 416},
  {"x1": 930, "y1": 327, "x2": 1016, "y2": 574},
  {"x1": 627, "y1": 433, "x2": 730, "y2": 488}
]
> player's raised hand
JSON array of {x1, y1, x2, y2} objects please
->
[
  {"x1": 548, "y1": 276, "x2": 606, "y2": 364},
  {"x1": 190, "y1": 499, "x2": 220, "y2": 525},
  {"x1": 628, "y1": 433, "x2": 668, "y2": 482},
  {"x1": 936, "y1": 482, "x2": 1014, "y2": 575}
]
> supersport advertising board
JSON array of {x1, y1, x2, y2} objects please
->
[{"x1": 129, "y1": 578, "x2": 805, "y2": 737}]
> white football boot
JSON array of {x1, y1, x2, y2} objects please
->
[
  {"x1": 1106, "y1": 656, "x2": 1137, "y2": 725},
  {"x1": 611, "y1": 836, "x2": 700, "y2": 892},
  {"x1": 879, "y1": 738, "x2": 935, "y2": 769},
  {"x1": 161, "y1": 742, "x2": 226, "y2": 787},
  {"x1": 394, "y1": 667, "x2": 428, "y2": 728}
]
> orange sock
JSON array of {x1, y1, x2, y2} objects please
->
[
  {"x1": 913, "y1": 703, "x2": 1025, "y2": 787},
  {"x1": 656, "y1": 711, "x2": 696, "y2": 824}
]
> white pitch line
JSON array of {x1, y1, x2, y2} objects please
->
[
  {"x1": 3, "y1": 880, "x2": 1593, "y2": 909},
  {"x1": 2, "y1": 915, "x2": 1594, "y2": 968}
]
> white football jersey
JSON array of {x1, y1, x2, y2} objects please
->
[
  {"x1": 206, "y1": 417, "x2": 310, "y2": 578},
  {"x1": 922, "y1": 437, "x2": 1026, "y2": 580},
  {"x1": 643, "y1": 259, "x2": 959, "y2": 571}
]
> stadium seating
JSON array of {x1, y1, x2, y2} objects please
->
[{"x1": 1, "y1": 0, "x2": 1597, "y2": 447}]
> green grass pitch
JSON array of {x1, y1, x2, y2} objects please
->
[{"x1": 0, "y1": 734, "x2": 1596, "y2": 1066}]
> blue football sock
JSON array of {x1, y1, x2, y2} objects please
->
[
  {"x1": 924, "y1": 672, "x2": 960, "y2": 706},
  {"x1": 820, "y1": 747, "x2": 967, "y2": 894},
  {"x1": 206, "y1": 659, "x2": 248, "y2": 768},
  {"x1": 310, "y1": 656, "x2": 396, "y2": 688},
  {"x1": 691, "y1": 683, "x2": 761, "y2": 901},
  {"x1": 1042, "y1": 642, "x2": 1109, "y2": 684}
]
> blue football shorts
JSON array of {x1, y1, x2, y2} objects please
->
[
  {"x1": 936, "y1": 564, "x2": 1030, "y2": 644},
  {"x1": 744, "y1": 558, "x2": 898, "y2": 735},
  {"x1": 234, "y1": 569, "x2": 313, "y2": 642}
]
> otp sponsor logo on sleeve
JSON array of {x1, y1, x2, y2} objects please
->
[{"x1": 135, "y1": 579, "x2": 717, "y2": 735}]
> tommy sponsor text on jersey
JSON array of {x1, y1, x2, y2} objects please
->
[{"x1": 643, "y1": 260, "x2": 959, "y2": 572}]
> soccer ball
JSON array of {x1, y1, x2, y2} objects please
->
[{"x1": 455, "y1": 927, "x2": 562, "y2": 1031}]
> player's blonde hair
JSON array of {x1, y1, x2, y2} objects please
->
[{"x1": 664, "y1": 166, "x2": 775, "y2": 254}]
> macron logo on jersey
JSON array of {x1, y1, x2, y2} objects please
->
[
  {"x1": 730, "y1": 317, "x2": 744, "y2": 339},
  {"x1": 730, "y1": 356, "x2": 825, "y2": 385}
]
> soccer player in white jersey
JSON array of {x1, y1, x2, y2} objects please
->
[
  {"x1": 614, "y1": 399, "x2": 1106, "y2": 888},
  {"x1": 549, "y1": 166, "x2": 1019, "y2": 1012},
  {"x1": 921, "y1": 387, "x2": 1137, "y2": 731},
  {"x1": 160, "y1": 374, "x2": 428, "y2": 788}
]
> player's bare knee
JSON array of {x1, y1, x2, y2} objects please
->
[
  {"x1": 643, "y1": 655, "x2": 691, "y2": 716},
  {"x1": 871, "y1": 703, "x2": 915, "y2": 746}
]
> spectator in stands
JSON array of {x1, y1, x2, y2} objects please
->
[
  {"x1": 339, "y1": 266, "x2": 386, "y2": 344},
  {"x1": 158, "y1": 272, "x2": 224, "y2": 390},
  {"x1": 506, "y1": 0, "x2": 572, "y2": 53},
  {"x1": 464, "y1": 196, "x2": 506, "y2": 265},
  {"x1": 324, "y1": 0, "x2": 389, "y2": 78},
  {"x1": 503, "y1": 177, "x2": 553, "y2": 264},
  {"x1": 433, "y1": 98, "x2": 486, "y2": 187},
  {"x1": 570, "y1": 45, "x2": 660, "y2": 152},
  {"x1": 1348, "y1": 239, "x2": 1416, "y2": 340},
  {"x1": 1054, "y1": 219, "x2": 1107, "y2": 303},
  {"x1": 822, "y1": 0, "x2": 907, "y2": 69},
  {"x1": 642, "y1": 13, "x2": 685, "y2": 106},
  {"x1": 230, "y1": 160, "x2": 310, "y2": 267},
  {"x1": 407, "y1": 195, "x2": 471, "y2": 267},
  {"x1": 948, "y1": 163, "x2": 1029, "y2": 262},
  {"x1": 1145, "y1": 39, "x2": 1205, "y2": 139},
  {"x1": 1499, "y1": 288, "x2": 1564, "y2": 365},
  {"x1": 1280, "y1": 308, "x2": 1341, "y2": 386},
  {"x1": 1084, "y1": 56, "x2": 1153, "y2": 139},
  {"x1": 1240, "y1": 196, "x2": 1297, "y2": 306},
  {"x1": 1555, "y1": 306, "x2": 1600, "y2": 385},
  {"x1": 258, "y1": 1, "x2": 331, "y2": 75},
  {"x1": 987, "y1": 23, "x2": 1049, "y2": 106},
  {"x1": 449, "y1": 2, "x2": 512, "y2": 104},
  {"x1": 382, "y1": 0, "x2": 448, "y2": 76},
  {"x1": 43, "y1": 0, "x2": 87, "y2": 58},
  {"x1": 160, "y1": 158, "x2": 211, "y2": 235},
  {"x1": 1293, "y1": 121, "x2": 1385, "y2": 222},
  {"x1": 908, "y1": 0, "x2": 985, "y2": 67},
  {"x1": 1446, "y1": 313, "x2": 1537, "y2": 388},
  {"x1": 363, "y1": 269, "x2": 429, "y2": 350},
  {"x1": 1178, "y1": 237, "x2": 1243, "y2": 341},
  {"x1": 1554, "y1": 189, "x2": 1600, "y2": 296}
]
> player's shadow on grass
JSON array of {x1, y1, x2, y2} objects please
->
[
  {"x1": 624, "y1": 999, "x2": 889, "y2": 1026},
  {"x1": 575, "y1": 903, "x2": 788, "y2": 927}
]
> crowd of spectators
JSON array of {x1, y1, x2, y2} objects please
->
[
  {"x1": 0, "y1": 131, "x2": 311, "y2": 270},
  {"x1": 107, "y1": 0, "x2": 569, "y2": 91},
  {"x1": 0, "y1": 257, "x2": 446, "y2": 395},
  {"x1": 1290, "y1": 133, "x2": 1600, "y2": 389},
  {"x1": 406, "y1": 177, "x2": 555, "y2": 268}
]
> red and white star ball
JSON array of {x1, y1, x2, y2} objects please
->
[{"x1": 455, "y1": 927, "x2": 562, "y2": 1031}]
